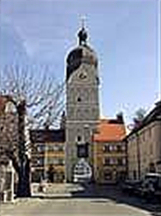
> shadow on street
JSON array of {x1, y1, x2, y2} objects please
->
[
  {"x1": 71, "y1": 184, "x2": 161, "y2": 216},
  {"x1": 26, "y1": 183, "x2": 161, "y2": 215}
]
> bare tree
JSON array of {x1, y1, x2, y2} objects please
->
[
  {"x1": 133, "y1": 108, "x2": 146, "y2": 128},
  {"x1": 0, "y1": 66, "x2": 64, "y2": 197},
  {"x1": 0, "y1": 65, "x2": 64, "y2": 128}
]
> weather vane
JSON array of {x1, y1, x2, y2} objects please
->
[
  {"x1": 78, "y1": 15, "x2": 88, "y2": 45},
  {"x1": 80, "y1": 15, "x2": 86, "y2": 29}
]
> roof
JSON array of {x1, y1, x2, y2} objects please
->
[
  {"x1": 93, "y1": 119, "x2": 126, "y2": 142},
  {"x1": 66, "y1": 44, "x2": 97, "y2": 81},
  {"x1": 30, "y1": 129, "x2": 65, "y2": 143},
  {"x1": 124, "y1": 100, "x2": 161, "y2": 140}
]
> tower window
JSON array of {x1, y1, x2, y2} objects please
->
[
  {"x1": 77, "y1": 97, "x2": 81, "y2": 102},
  {"x1": 77, "y1": 143, "x2": 89, "y2": 158},
  {"x1": 77, "y1": 136, "x2": 82, "y2": 142}
]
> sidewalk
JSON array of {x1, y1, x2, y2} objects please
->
[{"x1": 31, "y1": 183, "x2": 84, "y2": 198}]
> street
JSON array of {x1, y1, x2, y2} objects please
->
[
  {"x1": 0, "y1": 198, "x2": 152, "y2": 216},
  {"x1": 1, "y1": 185, "x2": 161, "y2": 216}
]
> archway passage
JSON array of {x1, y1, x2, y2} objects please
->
[{"x1": 73, "y1": 158, "x2": 92, "y2": 183}]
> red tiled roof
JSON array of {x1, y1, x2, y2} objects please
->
[{"x1": 93, "y1": 119, "x2": 126, "y2": 142}]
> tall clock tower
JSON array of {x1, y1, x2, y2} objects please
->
[{"x1": 65, "y1": 25, "x2": 100, "y2": 182}]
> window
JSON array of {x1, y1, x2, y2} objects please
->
[
  {"x1": 109, "y1": 145, "x2": 113, "y2": 151},
  {"x1": 48, "y1": 145, "x2": 53, "y2": 151},
  {"x1": 117, "y1": 144, "x2": 126, "y2": 152},
  {"x1": 46, "y1": 144, "x2": 64, "y2": 151},
  {"x1": 142, "y1": 133, "x2": 145, "y2": 142},
  {"x1": 58, "y1": 158, "x2": 65, "y2": 165},
  {"x1": 48, "y1": 158, "x2": 64, "y2": 165},
  {"x1": 53, "y1": 159, "x2": 59, "y2": 165},
  {"x1": 148, "y1": 128, "x2": 152, "y2": 138},
  {"x1": 103, "y1": 144, "x2": 114, "y2": 152},
  {"x1": 117, "y1": 158, "x2": 123, "y2": 165},
  {"x1": 117, "y1": 158, "x2": 126, "y2": 166},
  {"x1": 77, "y1": 97, "x2": 81, "y2": 102},
  {"x1": 77, "y1": 136, "x2": 82, "y2": 142},
  {"x1": 37, "y1": 144, "x2": 45, "y2": 152},
  {"x1": 104, "y1": 158, "x2": 110, "y2": 165},
  {"x1": 121, "y1": 145, "x2": 126, "y2": 151},
  {"x1": 104, "y1": 170, "x2": 112, "y2": 180},
  {"x1": 53, "y1": 145, "x2": 59, "y2": 151},
  {"x1": 48, "y1": 157, "x2": 53, "y2": 165},
  {"x1": 117, "y1": 145, "x2": 122, "y2": 152},
  {"x1": 104, "y1": 143, "x2": 125, "y2": 153},
  {"x1": 58, "y1": 145, "x2": 64, "y2": 151},
  {"x1": 104, "y1": 158, "x2": 117, "y2": 165},
  {"x1": 122, "y1": 158, "x2": 126, "y2": 165},
  {"x1": 77, "y1": 143, "x2": 89, "y2": 158},
  {"x1": 0, "y1": 126, "x2": 4, "y2": 131},
  {"x1": 109, "y1": 158, "x2": 117, "y2": 165},
  {"x1": 150, "y1": 143, "x2": 153, "y2": 154},
  {"x1": 103, "y1": 145, "x2": 110, "y2": 152},
  {"x1": 37, "y1": 157, "x2": 44, "y2": 165}
]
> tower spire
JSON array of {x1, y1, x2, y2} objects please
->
[{"x1": 78, "y1": 15, "x2": 88, "y2": 46}]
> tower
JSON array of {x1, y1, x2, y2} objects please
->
[{"x1": 65, "y1": 24, "x2": 100, "y2": 182}]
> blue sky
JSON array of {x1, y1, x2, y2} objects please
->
[{"x1": 0, "y1": 0, "x2": 160, "y2": 125}]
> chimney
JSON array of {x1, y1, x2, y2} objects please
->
[{"x1": 116, "y1": 112, "x2": 124, "y2": 124}]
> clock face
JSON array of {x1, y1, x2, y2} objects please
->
[{"x1": 79, "y1": 72, "x2": 87, "y2": 80}]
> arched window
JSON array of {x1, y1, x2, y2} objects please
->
[
  {"x1": 77, "y1": 136, "x2": 82, "y2": 142},
  {"x1": 77, "y1": 97, "x2": 81, "y2": 102}
]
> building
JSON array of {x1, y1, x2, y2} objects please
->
[
  {"x1": 65, "y1": 26, "x2": 100, "y2": 182},
  {"x1": 0, "y1": 95, "x2": 18, "y2": 201},
  {"x1": 0, "y1": 95, "x2": 19, "y2": 165},
  {"x1": 30, "y1": 25, "x2": 128, "y2": 184},
  {"x1": 30, "y1": 129, "x2": 65, "y2": 183},
  {"x1": 125, "y1": 101, "x2": 161, "y2": 180},
  {"x1": 93, "y1": 115, "x2": 127, "y2": 183}
]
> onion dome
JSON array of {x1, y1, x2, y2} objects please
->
[{"x1": 66, "y1": 27, "x2": 98, "y2": 81}]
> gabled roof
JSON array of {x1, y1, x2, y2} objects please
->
[
  {"x1": 93, "y1": 119, "x2": 126, "y2": 142},
  {"x1": 30, "y1": 129, "x2": 65, "y2": 143}
]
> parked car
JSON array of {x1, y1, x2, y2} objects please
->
[
  {"x1": 141, "y1": 173, "x2": 161, "y2": 202},
  {"x1": 132, "y1": 181, "x2": 143, "y2": 197},
  {"x1": 121, "y1": 180, "x2": 142, "y2": 195}
]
